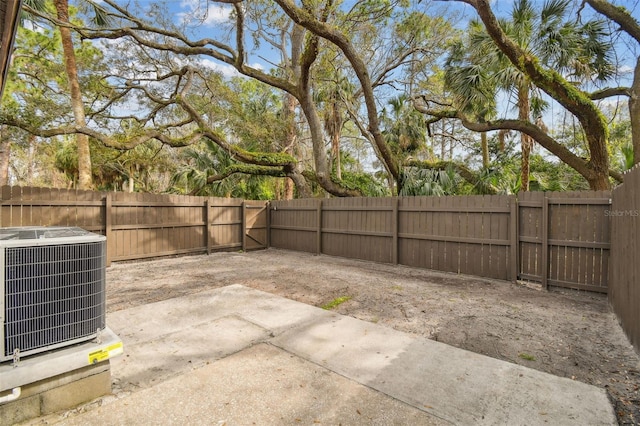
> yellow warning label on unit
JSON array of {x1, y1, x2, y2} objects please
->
[{"x1": 88, "y1": 342, "x2": 124, "y2": 365}]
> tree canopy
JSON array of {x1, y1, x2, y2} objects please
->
[{"x1": 1, "y1": 0, "x2": 638, "y2": 197}]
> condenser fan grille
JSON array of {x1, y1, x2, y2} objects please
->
[{"x1": 3, "y1": 241, "x2": 106, "y2": 358}]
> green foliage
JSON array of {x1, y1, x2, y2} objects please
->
[
  {"x1": 171, "y1": 139, "x2": 280, "y2": 200},
  {"x1": 8, "y1": 134, "x2": 68, "y2": 187},
  {"x1": 618, "y1": 144, "x2": 634, "y2": 172},
  {"x1": 482, "y1": 143, "x2": 590, "y2": 193},
  {"x1": 51, "y1": 137, "x2": 177, "y2": 192},
  {"x1": 399, "y1": 166, "x2": 462, "y2": 196},
  {"x1": 528, "y1": 155, "x2": 590, "y2": 191},
  {"x1": 518, "y1": 352, "x2": 536, "y2": 361},
  {"x1": 54, "y1": 139, "x2": 78, "y2": 182},
  {"x1": 447, "y1": 0, "x2": 613, "y2": 120},
  {"x1": 1, "y1": 8, "x2": 119, "y2": 188},
  {"x1": 227, "y1": 78, "x2": 289, "y2": 153},
  {"x1": 604, "y1": 106, "x2": 634, "y2": 172},
  {"x1": 93, "y1": 141, "x2": 177, "y2": 192},
  {"x1": 337, "y1": 170, "x2": 388, "y2": 197},
  {"x1": 321, "y1": 296, "x2": 352, "y2": 310},
  {"x1": 4, "y1": 0, "x2": 625, "y2": 198},
  {"x1": 381, "y1": 95, "x2": 429, "y2": 157},
  {"x1": 440, "y1": 0, "x2": 616, "y2": 191}
]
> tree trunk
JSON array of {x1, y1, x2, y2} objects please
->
[
  {"x1": 283, "y1": 178, "x2": 294, "y2": 199},
  {"x1": 518, "y1": 84, "x2": 532, "y2": 191},
  {"x1": 498, "y1": 129, "x2": 508, "y2": 152},
  {"x1": 54, "y1": 0, "x2": 93, "y2": 190},
  {"x1": 480, "y1": 132, "x2": 489, "y2": 169},
  {"x1": 630, "y1": 57, "x2": 640, "y2": 166},
  {"x1": 584, "y1": 131, "x2": 611, "y2": 190},
  {"x1": 274, "y1": 0, "x2": 399, "y2": 188},
  {"x1": 26, "y1": 135, "x2": 35, "y2": 186},
  {"x1": 282, "y1": 91, "x2": 299, "y2": 199},
  {"x1": 299, "y1": 89, "x2": 358, "y2": 195},
  {"x1": 0, "y1": 126, "x2": 11, "y2": 186},
  {"x1": 325, "y1": 93, "x2": 344, "y2": 181},
  {"x1": 282, "y1": 25, "x2": 302, "y2": 199},
  {"x1": 331, "y1": 128, "x2": 342, "y2": 180},
  {"x1": 297, "y1": 33, "x2": 359, "y2": 196},
  {"x1": 440, "y1": 121, "x2": 446, "y2": 159}
]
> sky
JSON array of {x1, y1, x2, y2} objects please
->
[
  {"x1": 116, "y1": 0, "x2": 640, "y2": 79},
  {"x1": 94, "y1": 0, "x2": 640, "y2": 142},
  {"x1": 112, "y1": 0, "x2": 474, "y2": 78}
]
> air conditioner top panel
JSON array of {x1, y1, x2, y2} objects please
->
[{"x1": 0, "y1": 226, "x2": 105, "y2": 246}]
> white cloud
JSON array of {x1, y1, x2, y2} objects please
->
[
  {"x1": 200, "y1": 59, "x2": 239, "y2": 78},
  {"x1": 178, "y1": 0, "x2": 232, "y2": 26},
  {"x1": 199, "y1": 60, "x2": 270, "y2": 79},
  {"x1": 618, "y1": 65, "x2": 633, "y2": 75}
]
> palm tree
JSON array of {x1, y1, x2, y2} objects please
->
[
  {"x1": 171, "y1": 140, "x2": 235, "y2": 196},
  {"x1": 382, "y1": 94, "x2": 429, "y2": 159},
  {"x1": 314, "y1": 72, "x2": 355, "y2": 182},
  {"x1": 444, "y1": 38, "x2": 497, "y2": 170},
  {"x1": 446, "y1": 0, "x2": 613, "y2": 191},
  {"x1": 24, "y1": 0, "x2": 110, "y2": 190},
  {"x1": 54, "y1": 0, "x2": 91, "y2": 189},
  {"x1": 172, "y1": 139, "x2": 275, "y2": 199}
]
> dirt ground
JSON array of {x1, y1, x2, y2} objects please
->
[{"x1": 106, "y1": 248, "x2": 640, "y2": 425}]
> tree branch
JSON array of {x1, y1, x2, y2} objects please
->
[
  {"x1": 414, "y1": 101, "x2": 627, "y2": 184},
  {"x1": 274, "y1": 0, "x2": 399, "y2": 183},
  {"x1": 1, "y1": 115, "x2": 201, "y2": 149},
  {"x1": 585, "y1": 0, "x2": 640, "y2": 44},
  {"x1": 590, "y1": 87, "x2": 630, "y2": 100},
  {"x1": 73, "y1": 1, "x2": 300, "y2": 97},
  {"x1": 204, "y1": 164, "x2": 287, "y2": 185}
]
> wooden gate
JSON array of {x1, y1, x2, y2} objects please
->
[
  {"x1": 243, "y1": 201, "x2": 269, "y2": 251},
  {"x1": 518, "y1": 191, "x2": 611, "y2": 293}
]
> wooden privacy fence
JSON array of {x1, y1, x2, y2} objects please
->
[
  {"x1": 271, "y1": 196, "x2": 517, "y2": 281},
  {"x1": 0, "y1": 186, "x2": 268, "y2": 264},
  {"x1": 0, "y1": 185, "x2": 614, "y2": 293},
  {"x1": 609, "y1": 164, "x2": 640, "y2": 353},
  {"x1": 2, "y1": 184, "x2": 636, "y2": 350},
  {"x1": 271, "y1": 191, "x2": 612, "y2": 293}
]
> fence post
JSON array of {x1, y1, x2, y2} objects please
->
[
  {"x1": 541, "y1": 196, "x2": 549, "y2": 290},
  {"x1": 104, "y1": 193, "x2": 112, "y2": 267},
  {"x1": 509, "y1": 195, "x2": 518, "y2": 283},
  {"x1": 316, "y1": 199, "x2": 323, "y2": 255},
  {"x1": 392, "y1": 197, "x2": 399, "y2": 265},
  {"x1": 205, "y1": 198, "x2": 211, "y2": 255},
  {"x1": 266, "y1": 201, "x2": 271, "y2": 249},
  {"x1": 241, "y1": 200, "x2": 246, "y2": 251}
]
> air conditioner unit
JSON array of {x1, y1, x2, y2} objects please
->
[{"x1": 0, "y1": 227, "x2": 106, "y2": 363}]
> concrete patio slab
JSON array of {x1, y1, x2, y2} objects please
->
[
  {"x1": 58, "y1": 344, "x2": 446, "y2": 426},
  {"x1": 30, "y1": 284, "x2": 616, "y2": 425}
]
